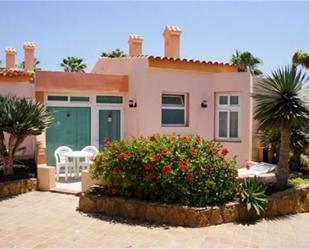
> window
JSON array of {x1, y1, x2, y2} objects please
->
[
  {"x1": 96, "y1": 96, "x2": 123, "y2": 104},
  {"x1": 70, "y1": 96, "x2": 90, "y2": 102},
  {"x1": 47, "y1": 95, "x2": 68, "y2": 101},
  {"x1": 161, "y1": 94, "x2": 186, "y2": 126},
  {"x1": 216, "y1": 94, "x2": 240, "y2": 140}
]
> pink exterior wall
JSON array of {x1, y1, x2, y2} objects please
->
[
  {"x1": 92, "y1": 58, "x2": 253, "y2": 166},
  {"x1": 0, "y1": 82, "x2": 35, "y2": 158}
]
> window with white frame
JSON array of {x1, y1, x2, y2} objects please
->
[
  {"x1": 161, "y1": 94, "x2": 186, "y2": 126},
  {"x1": 216, "y1": 94, "x2": 240, "y2": 140}
]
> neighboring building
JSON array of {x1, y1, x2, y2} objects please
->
[
  {"x1": 0, "y1": 43, "x2": 35, "y2": 159},
  {"x1": 1, "y1": 25, "x2": 258, "y2": 167}
]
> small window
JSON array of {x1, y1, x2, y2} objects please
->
[
  {"x1": 162, "y1": 94, "x2": 185, "y2": 126},
  {"x1": 230, "y1": 96, "x2": 239, "y2": 105},
  {"x1": 162, "y1": 95, "x2": 184, "y2": 106},
  {"x1": 96, "y1": 96, "x2": 123, "y2": 104},
  {"x1": 70, "y1": 96, "x2": 90, "y2": 102},
  {"x1": 47, "y1": 95, "x2": 68, "y2": 101},
  {"x1": 219, "y1": 96, "x2": 228, "y2": 105}
]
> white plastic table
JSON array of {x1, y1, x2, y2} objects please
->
[{"x1": 63, "y1": 151, "x2": 93, "y2": 177}]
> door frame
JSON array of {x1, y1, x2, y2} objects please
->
[
  {"x1": 94, "y1": 106, "x2": 124, "y2": 150},
  {"x1": 45, "y1": 93, "x2": 124, "y2": 151}
]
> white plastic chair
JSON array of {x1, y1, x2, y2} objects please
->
[
  {"x1": 78, "y1": 146, "x2": 99, "y2": 173},
  {"x1": 82, "y1": 145, "x2": 99, "y2": 156},
  {"x1": 54, "y1": 146, "x2": 73, "y2": 181}
]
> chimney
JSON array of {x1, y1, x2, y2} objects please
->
[
  {"x1": 128, "y1": 34, "x2": 143, "y2": 56},
  {"x1": 163, "y1": 25, "x2": 182, "y2": 58},
  {"x1": 23, "y1": 41, "x2": 36, "y2": 71},
  {"x1": 5, "y1": 47, "x2": 17, "y2": 69}
]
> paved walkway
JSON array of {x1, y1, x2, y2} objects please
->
[{"x1": 0, "y1": 191, "x2": 309, "y2": 248}]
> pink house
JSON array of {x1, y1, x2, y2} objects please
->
[{"x1": 0, "y1": 25, "x2": 260, "y2": 180}]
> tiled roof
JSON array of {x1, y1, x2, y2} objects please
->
[
  {"x1": 0, "y1": 68, "x2": 34, "y2": 76},
  {"x1": 147, "y1": 55, "x2": 235, "y2": 67},
  {"x1": 100, "y1": 55, "x2": 235, "y2": 67},
  {"x1": 0, "y1": 68, "x2": 34, "y2": 82},
  {"x1": 99, "y1": 55, "x2": 237, "y2": 73}
]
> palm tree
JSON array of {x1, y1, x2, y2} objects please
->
[
  {"x1": 60, "y1": 56, "x2": 87, "y2": 72},
  {"x1": 19, "y1": 58, "x2": 41, "y2": 71},
  {"x1": 292, "y1": 50, "x2": 309, "y2": 69},
  {"x1": 253, "y1": 65, "x2": 309, "y2": 189},
  {"x1": 101, "y1": 49, "x2": 126, "y2": 58},
  {"x1": 231, "y1": 50, "x2": 263, "y2": 76},
  {"x1": 0, "y1": 95, "x2": 53, "y2": 175}
]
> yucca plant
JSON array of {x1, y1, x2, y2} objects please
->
[
  {"x1": 0, "y1": 95, "x2": 53, "y2": 175},
  {"x1": 240, "y1": 177, "x2": 268, "y2": 216},
  {"x1": 253, "y1": 65, "x2": 309, "y2": 189}
]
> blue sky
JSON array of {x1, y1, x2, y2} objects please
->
[{"x1": 0, "y1": 1, "x2": 308, "y2": 74}]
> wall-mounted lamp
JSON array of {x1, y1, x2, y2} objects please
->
[
  {"x1": 201, "y1": 100, "x2": 208, "y2": 108},
  {"x1": 128, "y1": 99, "x2": 137, "y2": 108},
  {"x1": 107, "y1": 114, "x2": 113, "y2": 123}
]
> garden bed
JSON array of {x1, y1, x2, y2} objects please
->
[
  {"x1": 0, "y1": 159, "x2": 37, "y2": 182},
  {"x1": 79, "y1": 184, "x2": 309, "y2": 227},
  {"x1": 0, "y1": 178, "x2": 37, "y2": 198}
]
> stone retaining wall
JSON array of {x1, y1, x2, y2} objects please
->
[
  {"x1": 0, "y1": 178, "x2": 37, "y2": 198},
  {"x1": 79, "y1": 185, "x2": 309, "y2": 227}
]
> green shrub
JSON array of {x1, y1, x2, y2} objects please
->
[
  {"x1": 239, "y1": 177, "x2": 268, "y2": 216},
  {"x1": 288, "y1": 177, "x2": 309, "y2": 188},
  {"x1": 90, "y1": 134, "x2": 238, "y2": 207}
]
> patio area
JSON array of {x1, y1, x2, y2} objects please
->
[{"x1": 1, "y1": 191, "x2": 309, "y2": 248}]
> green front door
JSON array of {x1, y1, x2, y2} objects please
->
[
  {"x1": 99, "y1": 110, "x2": 121, "y2": 150},
  {"x1": 46, "y1": 107, "x2": 91, "y2": 166}
]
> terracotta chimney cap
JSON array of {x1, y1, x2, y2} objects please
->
[
  {"x1": 5, "y1": 47, "x2": 17, "y2": 54},
  {"x1": 163, "y1": 25, "x2": 182, "y2": 35},
  {"x1": 128, "y1": 34, "x2": 143, "y2": 42},
  {"x1": 23, "y1": 41, "x2": 36, "y2": 50}
]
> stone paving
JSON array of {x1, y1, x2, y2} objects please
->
[{"x1": 0, "y1": 191, "x2": 309, "y2": 248}]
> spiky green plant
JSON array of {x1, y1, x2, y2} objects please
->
[
  {"x1": 253, "y1": 65, "x2": 309, "y2": 189},
  {"x1": 240, "y1": 177, "x2": 268, "y2": 216},
  {"x1": 0, "y1": 95, "x2": 53, "y2": 175},
  {"x1": 231, "y1": 50, "x2": 263, "y2": 76},
  {"x1": 60, "y1": 56, "x2": 87, "y2": 72}
]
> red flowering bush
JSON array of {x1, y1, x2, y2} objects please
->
[{"x1": 90, "y1": 134, "x2": 237, "y2": 207}]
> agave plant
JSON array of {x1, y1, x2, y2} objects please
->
[
  {"x1": 0, "y1": 95, "x2": 53, "y2": 175},
  {"x1": 240, "y1": 177, "x2": 268, "y2": 216}
]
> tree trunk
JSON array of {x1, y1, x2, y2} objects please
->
[
  {"x1": 275, "y1": 128, "x2": 291, "y2": 189},
  {"x1": 1, "y1": 134, "x2": 26, "y2": 176}
]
